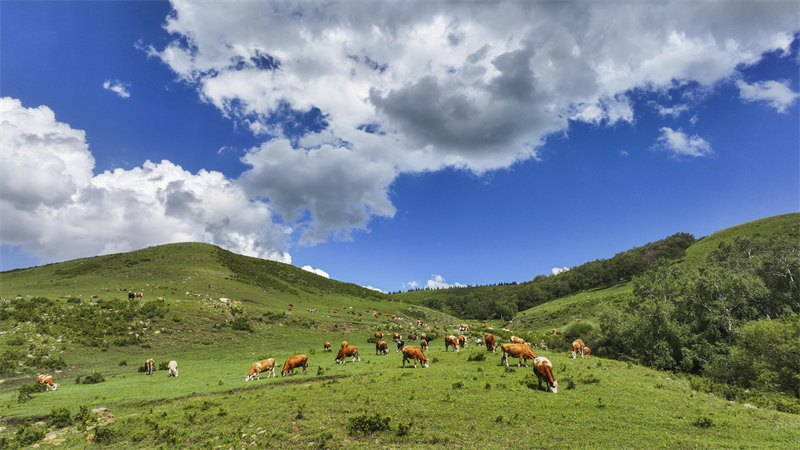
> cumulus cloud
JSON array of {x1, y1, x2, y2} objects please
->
[
  {"x1": 301, "y1": 265, "x2": 330, "y2": 278},
  {"x1": 423, "y1": 275, "x2": 466, "y2": 290},
  {"x1": 737, "y1": 79, "x2": 800, "y2": 113},
  {"x1": 552, "y1": 267, "x2": 569, "y2": 276},
  {"x1": 103, "y1": 79, "x2": 131, "y2": 98},
  {"x1": 1, "y1": 97, "x2": 290, "y2": 264},
  {"x1": 363, "y1": 285, "x2": 384, "y2": 293},
  {"x1": 655, "y1": 127, "x2": 714, "y2": 158},
  {"x1": 139, "y1": 1, "x2": 797, "y2": 243}
]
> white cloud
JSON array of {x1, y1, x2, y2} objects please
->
[
  {"x1": 1, "y1": 97, "x2": 290, "y2": 264},
  {"x1": 103, "y1": 79, "x2": 131, "y2": 98},
  {"x1": 737, "y1": 79, "x2": 800, "y2": 113},
  {"x1": 656, "y1": 127, "x2": 714, "y2": 158},
  {"x1": 141, "y1": 1, "x2": 798, "y2": 243},
  {"x1": 363, "y1": 285, "x2": 384, "y2": 293},
  {"x1": 552, "y1": 267, "x2": 569, "y2": 276},
  {"x1": 301, "y1": 265, "x2": 330, "y2": 278},
  {"x1": 425, "y1": 275, "x2": 466, "y2": 290}
]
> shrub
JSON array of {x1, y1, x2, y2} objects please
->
[
  {"x1": 159, "y1": 361, "x2": 169, "y2": 371},
  {"x1": 50, "y1": 406, "x2": 73, "y2": 428},
  {"x1": 119, "y1": 360, "x2": 127, "y2": 366},
  {"x1": 94, "y1": 425, "x2": 115, "y2": 444},
  {"x1": 81, "y1": 371, "x2": 106, "y2": 384},
  {"x1": 347, "y1": 412, "x2": 391, "y2": 436},
  {"x1": 18, "y1": 382, "x2": 47, "y2": 403},
  {"x1": 467, "y1": 352, "x2": 485, "y2": 362},
  {"x1": 693, "y1": 415, "x2": 715, "y2": 428},
  {"x1": 230, "y1": 317, "x2": 253, "y2": 332}
]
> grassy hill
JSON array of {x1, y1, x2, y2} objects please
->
[{"x1": 1, "y1": 216, "x2": 798, "y2": 449}]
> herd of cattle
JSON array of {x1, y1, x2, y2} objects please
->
[{"x1": 36, "y1": 328, "x2": 590, "y2": 396}]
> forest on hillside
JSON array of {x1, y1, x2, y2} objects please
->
[{"x1": 421, "y1": 232, "x2": 697, "y2": 319}]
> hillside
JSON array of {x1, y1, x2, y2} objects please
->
[{"x1": 1, "y1": 215, "x2": 798, "y2": 449}]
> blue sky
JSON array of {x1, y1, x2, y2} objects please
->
[{"x1": 1, "y1": 1, "x2": 798, "y2": 293}]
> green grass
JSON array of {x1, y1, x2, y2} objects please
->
[{"x1": 1, "y1": 214, "x2": 799, "y2": 448}]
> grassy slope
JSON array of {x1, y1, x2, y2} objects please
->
[{"x1": 1, "y1": 216, "x2": 799, "y2": 448}]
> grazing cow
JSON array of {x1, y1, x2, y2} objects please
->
[
  {"x1": 281, "y1": 355, "x2": 308, "y2": 376},
  {"x1": 392, "y1": 333, "x2": 401, "y2": 341},
  {"x1": 136, "y1": 292, "x2": 143, "y2": 298},
  {"x1": 548, "y1": 329, "x2": 563, "y2": 335},
  {"x1": 376, "y1": 341, "x2": 389, "y2": 355},
  {"x1": 458, "y1": 324, "x2": 470, "y2": 334},
  {"x1": 408, "y1": 334, "x2": 417, "y2": 341},
  {"x1": 572, "y1": 339, "x2": 585, "y2": 359},
  {"x1": 484, "y1": 333, "x2": 497, "y2": 352},
  {"x1": 145, "y1": 359, "x2": 155, "y2": 375},
  {"x1": 245, "y1": 359, "x2": 276, "y2": 381},
  {"x1": 401, "y1": 346, "x2": 429, "y2": 368},
  {"x1": 341, "y1": 341, "x2": 348, "y2": 349},
  {"x1": 324, "y1": 342, "x2": 331, "y2": 352},
  {"x1": 582, "y1": 347, "x2": 592, "y2": 357},
  {"x1": 91, "y1": 295, "x2": 99, "y2": 299},
  {"x1": 500, "y1": 343, "x2": 537, "y2": 367},
  {"x1": 510, "y1": 336, "x2": 526, "y2": 345},
  {"x1": 167, "y1": 360, "x2": 179, "y2": 377},
  {"x1": 396, "y1": 340, "x2": 405, "y2": 352},
  {"x1": 475, "y1": 339, "x2": 484, "y2": 347},
  {"x1": 444, "y1": 335, "x2": 460, "y2": 352},
  {"x1": 533, "y1": 357, "x2": 558, "y2": 393},
  {"x1": 375, "y1": 332, "x2": 383, "y2": 340},
  {"x1": 335, "y1": 346, "x2": 361, "y2": 364},
  {"x1": 36, "y1": 374, "x2": 58, "y2": 391},
  {"x1": 128, "y1": 292, "x2": 135, "y2": 300},
  {"x1": 420, "y1": 338, "x2": 429, "y2": 351},
  {"x1": 457, "y1": 335, "x2": 468, "y2": 349}
]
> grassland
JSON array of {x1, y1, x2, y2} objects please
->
[{"x1": 1, "y1": 215, "x2": 798, "y2": 449}]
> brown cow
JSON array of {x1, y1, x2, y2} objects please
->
[
  {"x1": 444, "y1": 335, "x2": 460, "y2": 352},
  {"x1": 281, "y1": 355, "x2": 308, "y2": 376},
  {"x1": 408, "y1": 334, "x2": 417, "y2": 341},
  {"x1": 582, "y1": 347, "x2": 592, "y2": 357},
  {"x1": 245, "y1": 359, "x2": 276, "y2": 381},
  {"x1": 324, "y1": 341, "x2": 331, "y2": 352},
  {"x1": 572, "y1": 339, "x2": 585, "y2": 359},
  {"x1": 376, "y1": 340, "x2": 389, "y2": 355},
  {"x1": 533, "y1": 357, "x2": 558, "y2": 393},
  {"x1": 145, "y1": 359, "x2": 155, "y2": 375},
  {"x1": 36, "y1": 374, "x2": 58, "y2": 391},
  {"x1": 500, "y1": 343, "x2": 537, "y2": 367},
  {"x1": 510, "y1": 336, "x2": 526, "y2": 345},
  {"x1": 401, "y1": 346, "x2": 428, "y2": 368},
  {"x1": 392, "y1": 333, "x2": 401, "y2": 341},
  {"x1": 375, "y1": 332, "x2": 383, "y2": 340},
  {"x1": 341, "y1": 341, "x2": 348, "y2": 348},
  {"x1": 335, "y1": 346, "x2": 361, "y2": 364},
  {"x1": 484, "y1": 333, "x2": 497, "y2": 352},
  {"x1": 420, "y1": 338, "x2": 428, "y2": 351},
  {"x1": 457, "y1": 334, "x2": 468, "y2": 349}
]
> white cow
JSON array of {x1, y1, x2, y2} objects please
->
[{"x1": 167, "y1": 360, "x2": 179, "y2": 377}]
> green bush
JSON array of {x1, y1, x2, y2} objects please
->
[
  {"x1": 50, "y1": 406, "x2": 73, "y2": 428},
  {"x1": 347, "y1": 412, "x2": 391, "y2": 436},
  {"x1": 18, "y1": 382, "x2": 47, "y2": 403},
  {"x1": 230, "y1": 317, "x2": 253, "y2": 332},
  {"x1": 467, "y1": 351, "x2": 486, "y2": 362},
  {"x1": 81, "y1": 371, "x2": 106, "y2": 384}
]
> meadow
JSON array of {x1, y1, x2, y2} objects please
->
[{"x1": 1, "y1": 215, "x2": 798, "y2": 449}]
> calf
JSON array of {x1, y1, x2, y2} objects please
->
[
  {"x1": 145, "y1": 359, "x2": 155, "y2": 375},
  {"x1": 572, "y1": 339, "x2": 585, "y2": 359},
  {"x1": 376, "y1": 341, "x2": 389, "y2": 355},
  {"x1": 336, "y1": 346, "x2": 361, "y2": 364},
  {"x1": 500, "y1": 343, "x2": 537, "y2": 367},
  {"x1": 167, "y1": 360, "x2": 179, "y2": 377},
  {"x1": 475, "y1": 339, "x2": 484, "y2": 347},
  {"x1": 324, "y1": 341, "x2": 331, "y2": 352},
  {"x1": 36, "y1": 374, "x2": 58, "y2": 391},
  {"x1": 484, "y1": 333, "x2": 497, "y2": 352},
  {"x1": 245, "y1": 358, "x2": 276, "y2": 381},
  {"x1": 401, "y1": 346, "x2": 428, "y2": 368},
  {"x1": 420, "y1": 338, "x2": 429, "y2": 351},
  {"x1": 533, "y1": 357, "x2": 558, "y2": 393},
  {"x1": 444, "y1": 335, "x2": 460, "y2": 352},
  {"x1": 281, "y1": 355, "x2": 308, "y2": 376}
]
